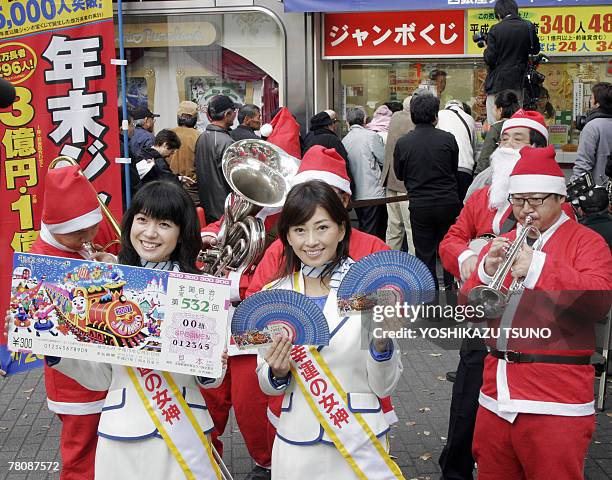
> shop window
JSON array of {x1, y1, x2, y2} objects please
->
[
  {"x1": 337, "y1": 57, "x2": 611, "y2": 149},
  {"x1": 115, "y1": 11, "x2": 284, "y2": 130}
]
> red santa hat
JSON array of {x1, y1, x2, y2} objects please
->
[
  {"x1": 42, "y1": 165, "x2": 102, "y2": 234},
  {"x1": 260, "y1": 107, "x2": 302, "y2": 159},
  {"x1": 508, "y1": 145, "x2": 567, "y2": 196},
  {"x1": 501, "y1": 109, "x2": 549, "y2": 141},
  {"x1": 292, "y1": 145, "x2": 351, "y2": 195}
]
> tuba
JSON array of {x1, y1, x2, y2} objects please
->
[
  {"x1": 467, "y1": 215, "x2": 542, "y2": 318},
  {"x1": 198, "y1": 139, "x2": 300, "y2": 277}
]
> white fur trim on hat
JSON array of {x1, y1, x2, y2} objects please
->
[
  {"x1": 45, "y1": 207, "x2": 102, "y2": 234},
  {"x1": 508, "y1": 174, "x2": 567, "y2": 196},
  {"x1": 260, "y1": 123, "x2": 273, "y2": 137},
  {"x1": 292, "y1": 170, "x2": 352, "y2": 195},
  {"x1": 501, "y1": 118, "x2": 549, "y2": 141}
]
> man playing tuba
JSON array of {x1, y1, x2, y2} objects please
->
[{"x1": 462, "y1": 146, "x2": 612, "y2": 479}]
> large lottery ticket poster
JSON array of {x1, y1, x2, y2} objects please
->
[
  {"x1": 0, "y1": 1, "x2": 123, "y2": 374},
  {"x1": 8, "y1": 254, "x2": 231, "y2": 378}
]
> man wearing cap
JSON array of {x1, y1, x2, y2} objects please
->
[
  {"x1": 463, "y1": 145, "x2": 612, "y2": 479},
  {"x1": 194, "y1": 94, "x2": 241, "y2": 224},
  {"x1": 230, "y1": 104, "x2": 261, "y2": 141},
  {"x1": 170, "y1": 101, "x2": 201, "y2": 205},
  {"x1": 29, "y1": 166, "x2": 117, "y2": 480},
  {"x1": 129, "y1": 105, "x2": 159, "y2": 160},
  {"x1": 302, "y1": 110, "x2": 352, "y2": 188}
]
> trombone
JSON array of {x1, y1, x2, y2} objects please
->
[
  {"x1": 49, "y1": 156, "x2": 234, "y2": 479},
  {"x1": 467, "y1": 215, "x2": 542, "y2": 318}
]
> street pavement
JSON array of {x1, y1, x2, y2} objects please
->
[{"x1": 1, "y1": 340, "x2": 611, "y2": 479}]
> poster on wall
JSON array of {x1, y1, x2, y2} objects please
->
[
  {"x1": 467, "y1": 6, "x2": 612, "y2": 56},
  {"x1": 0, "y1": 0, "x2": 122, "y2": 375},
  {"x1": 8, "y1": 254, "x2": 230, "y2": 378}
]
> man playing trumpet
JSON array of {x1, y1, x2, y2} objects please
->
[{"x1": 463, "y1": 146, "x2": 612, "y2": 479}]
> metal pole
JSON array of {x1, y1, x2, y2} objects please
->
[{"x1": 116, "y1": 0, "x2": 131, "y2": 207}]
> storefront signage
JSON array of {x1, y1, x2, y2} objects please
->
[
  {"x1": 467, "y1": 6, "x2": 612, "y2": 56},
  {"x1": 0, "y1": 0, "x2": 122, "y2": 373},
  {"x1": 323, "y1": 11, "x2": 465, "y2": 58},
  {"x1": 287, "y1": 0, "x2": 610, "y2": 13},
  {"x1": 119, "y1": 22, "x2": 217, "y2": 48}
]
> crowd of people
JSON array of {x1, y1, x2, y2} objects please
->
[{"x1": 15, "y1": 2, "x2": 612, "y2": 474}]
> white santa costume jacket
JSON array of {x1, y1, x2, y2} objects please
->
[
  {"x1": 462, "y1": 146, "x2": 612, "y2": 478},
  {"x1": 256, "y1": 266, "x2": 403, "y2": 480}
]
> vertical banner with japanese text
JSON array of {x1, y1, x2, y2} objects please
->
[{"x1": 0, "y1": 0, "x2": 122, "y2": 374}]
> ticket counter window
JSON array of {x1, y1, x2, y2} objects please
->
[
  {"x1": 116, "y1": 11, "x2": 284, "y2": 129},
  {"x1": 337, "y1": 57, "x2": 611, "y2": 149}
]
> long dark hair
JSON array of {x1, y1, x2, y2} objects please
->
[
  {"x1": 276, "y1": 181, "x2": 351, "y2": 280},
  {"x1": 118, "y1": 181, "x2": 200, "y2": 273}
]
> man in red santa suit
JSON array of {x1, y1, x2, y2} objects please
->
[
  {"x1": 29, "y1": 165, "x2": 118, "y2": 480},
  {"x1": 199, "y1": 108, "x2": 303, "y2": 480},
  {"x1": 437, "y1": 109, "x2": 577, "y2": 480},
  {"x1": 464, "y1": 145, "x2": 612, "y2": 479}
]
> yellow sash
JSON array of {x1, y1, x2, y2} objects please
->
[{"x1": 127, "y1": 367, "x2": 222, "y2": 480}]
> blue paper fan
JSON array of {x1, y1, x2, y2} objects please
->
[
  {"x1": 232, "y1": 290, "x2": 330, "y2": 346},
  {"x1": 338, "y1": 251, "x2": 435, "y2": 306}
]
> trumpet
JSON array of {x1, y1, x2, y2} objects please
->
[{"x1": 467, "y1": 215, "x2": 542, "y2": 318}]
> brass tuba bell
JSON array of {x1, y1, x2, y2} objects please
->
[{"x1": 198, "y1": 139, "x2": 300, "y2": 276}]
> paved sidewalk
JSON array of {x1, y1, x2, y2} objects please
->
[{"x1": 1, "y1": 343, "x2": 611, "y2": 479}]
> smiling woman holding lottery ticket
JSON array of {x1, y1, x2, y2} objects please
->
[
  {"x1": 256, "y1": 180, "x2": 404, "y2": 480},
  {"x1": 47, "y1": 181, "x2": 228, "y2": 480}
]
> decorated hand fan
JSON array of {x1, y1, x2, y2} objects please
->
[
  {"x1": 337, "y1": 251, "x2": 435, "y2": 312},
  {"x1": 232, "y1": 289, "x2": 330, "y2": 348}
]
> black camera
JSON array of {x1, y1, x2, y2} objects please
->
[
  {"x1": 575, "y1": 115, "x2": 588, "y2": 131},
  {"x1": 566, "y1": 172, "x2": 595, "y2": 207},
  {"x1": 522, "y1": 53, "x2": 549, "y2": 111},
  {"x1": 472, "y1": 32, "x2": 488, "y2": 48}
]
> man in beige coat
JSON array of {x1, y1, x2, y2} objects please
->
[
  {"x1": 170, "y1": 101, "x2": 201, "y2": 205},
  {"x1": 381, "y1": 90, "x2": 427, "y2": 252}
]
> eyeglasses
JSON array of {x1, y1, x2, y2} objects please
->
[{"x1": 507, "y1": 193, "x2": 552, "y2": 207}]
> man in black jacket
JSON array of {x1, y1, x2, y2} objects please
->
[
  {"x1": 230, "y1": 104, "x2": 261, "y2": 141},
  {"x1": 303, "y1": 110, "x2": 353, "y2": 188},
  {"x1": 195, "y1": 95, "x2": 241, "y2": 223},
  {"x1": 483, "y1": 0, "x2": 540, "y2": 125},
  {"x1": 394, "y1": 93, "x2": 461, "y2": 290}
]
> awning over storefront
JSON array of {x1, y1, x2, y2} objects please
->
[{"x1": 284, "y1": 0, "x2": 610, "y2": 12}]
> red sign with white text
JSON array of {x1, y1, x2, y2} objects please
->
[{"x1": 323, "y1": 11, "x2": 465, "y2": 58}]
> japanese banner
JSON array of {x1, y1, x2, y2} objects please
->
[
  {"x1": 467, "y1": 6, "x2": 612, "y2": 56},
  {"x1": 0, "y1": 0, "x2": 122, "y2": 374},
  {"x1": 323, "y1": 11, "x2": 465, "y2": 58},
  {"x1": 9, "y1": 254, "x2": 230, "y2": 378}
]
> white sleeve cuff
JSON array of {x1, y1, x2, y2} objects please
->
[
  {"x1": 458, "y1": 249, "x2": 478, "y2": 281},
  {"x1": 522, "y1": 250, "x2": 546, "y2": 290},
  {"x1": 227, "y1": 266, "x2": 246, "y2": 302},
  {"x1": 477, "y1": 254, "x2": 494, "y2": 285},
  {"x1": 201, "y1": 231, "x2": 218, "y2": 239}
]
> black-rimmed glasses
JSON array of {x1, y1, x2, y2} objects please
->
[{"x1": 507, "y1": 193, "x2": 553, "y2": 207}]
